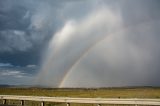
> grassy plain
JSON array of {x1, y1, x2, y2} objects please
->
[{"x1": 0, "y1": 87, "x2": 160, "y2": 98}]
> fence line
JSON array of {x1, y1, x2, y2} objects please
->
[{"x1": 0, "y1": 95, "x2": 160, "y2": 106}]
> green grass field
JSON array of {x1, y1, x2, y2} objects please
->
[
  {"x1": 0, "y1": 87, "x2": 160, "y2": 98},
  {"x1": 0, "y1": 87, "x2": 160, "y2": 106}
]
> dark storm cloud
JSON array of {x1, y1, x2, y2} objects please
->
[
  {"x1": 0, "y1": 0, "x2": 66, "y2": 66},
  {"x1": 0, "y1": 48, "x2": 41, "y2": 66},
  {"x1": 0, "y1": 0, "x2": 95, "y2": 66},
  {"x1": 0, "y1": 6, "x2": 29, "y2": 30},
  {"x1": 0, "y1": 0, "x2": 95, "y2": 52},
  {"x1": 0, "y1": 0, "x2": 94, "y2": 85},
  {"x1": 0, "y1": 0, "x2": 49, "y2": 53}
]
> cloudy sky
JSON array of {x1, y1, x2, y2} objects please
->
[{"x1": 0, "y1": 0, "x2": 160, "y2": 87}]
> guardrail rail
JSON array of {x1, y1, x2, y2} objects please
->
[{"x1": 1, "y1": 95, "x2": 160, "y2": 106}]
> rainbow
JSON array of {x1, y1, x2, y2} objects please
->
[{"x1": 58, "y1": 19, "x2": 155, "y2": 88}]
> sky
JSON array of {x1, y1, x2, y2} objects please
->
[{"x1": 0, "y1": 0, "x2": 160, "y2": 87}]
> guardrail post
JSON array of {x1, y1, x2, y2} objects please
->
[
  {"x1": 67, "y1": 103, "x2": 70, "y2": 106},
  {"x1": 97, "y1": 104, "x2": 101, "y2": 106},
  {"x1": 41, "y1": 101, "x2": 44, "y2": 106},
  {"x1": 2, "y1": 99, "x2": 6, "y2": 104},
  {"x1": 20, "y1": 100, "x2": 24, "y2": 106}
]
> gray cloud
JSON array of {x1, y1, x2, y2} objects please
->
[
  {"x1": 0, "y1": 63, "x2": 38, "y2": 85},
  {"x1": 1, "y1": 0, "x2": 160, "y2": 87},
  {"x1": 37, "y1": 0, "x2": 160, "y2": 87},
  {"x1": 0, "y1": 70, "x2": 26, "y2": 78},
  {"x1": 62, "y1": 21, "x2": 160, "y2": 87},
  {"x1": 0, "y1": 63, "x2": 13, "y2": 67}
]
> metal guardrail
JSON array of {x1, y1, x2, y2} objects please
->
[{"x1": 0, "y1": 95, "x2": 160, "y2": 106}]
